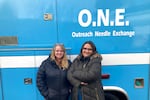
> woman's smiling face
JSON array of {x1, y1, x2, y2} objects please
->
[
  {"x1": 54, "y1": 45, "x2": 64, "y2": 60},
  {"x1": 82, "y1": 43, "x2": 93, "y2": 57}
]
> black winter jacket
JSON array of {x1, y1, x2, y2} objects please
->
[
  {"x1": 67, "y1": 53, "x2": 105, "y2": 100},
  {"x1": 36, "y1": 56, "x2": 71, "y2": 100}
]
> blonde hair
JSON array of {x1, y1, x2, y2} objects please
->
[{"x1": 50, "y1": 43, "x2": 69, "y2": 69}]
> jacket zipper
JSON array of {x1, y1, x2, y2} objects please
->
[
  {"x1": 59, "y1": 69, "x2": 61, "y2": 100},
  {"x1": 95, "y1": 88, "x2": 99, "y2": 100}
]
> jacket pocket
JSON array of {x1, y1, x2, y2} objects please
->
[{"x1": 82, "y1": 86, "x2": 97, "y2": 100}]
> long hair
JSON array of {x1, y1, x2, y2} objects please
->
[{"x1": 50, "y1": 43, "x2": 69, "y2": 69}]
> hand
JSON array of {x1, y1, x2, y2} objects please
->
[
  {"x1": 69, "y1": 89, "x2": 72, "y2": 93},
  {"x1": 80, "y1": 82, "x2": 88, "y2": 85}
]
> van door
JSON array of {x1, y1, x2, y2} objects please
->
[{"x1": 0, "y1": 0, "x2": 57, "y2": 100}]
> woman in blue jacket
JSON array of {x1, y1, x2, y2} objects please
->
[{"x1": 36, "y1": 44, "x2": 71, "y2": 100}]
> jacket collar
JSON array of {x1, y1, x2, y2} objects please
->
[{"x1": 76, "y1": 53, "x2": 102, "y2": 61}]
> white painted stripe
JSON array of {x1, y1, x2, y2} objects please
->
[
  {"x1": 0, "y1": 56, "x2": 35, "y2": 68},
  {"x1": 35, "y1": 56, "x2": 48, "y2": 67},
  {"x1": 102, "y1": 53, "x2": 150, "y2": 65},
  {"x1": 0, "y1": 53, "x2": 149, "y2": 68},
  {"x1": 70, "y1": 53, "x2": 150, "y2": 65}
]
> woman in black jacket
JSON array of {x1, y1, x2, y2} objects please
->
[
  {"x1": 67, "y1": 41, "x2": 105, "y2": 100},
  {"x1": 36, "y1": 44, "x2": 71, "y2": 100}
]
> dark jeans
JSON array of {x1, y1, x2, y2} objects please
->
[{"x1": 78, "y1": 89, "x2": 82, "y2": 100}]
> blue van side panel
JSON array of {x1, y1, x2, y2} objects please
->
[
  {"x1": 57, "y1": 0, "x2": 150, "y2": 54},
  {"x1": 1, "y1": 68, "x2": 37, "y2": 100},
  {"x1": 102, "y1": 65, "x2": 149, "y2": 100},
  {"x1": 0, "y1": 0, "x2": 150, "y2": 100},
  {"x1": 0, "y1": 50, "x2": 50, "y2": 100},
  {"x1": 0, "y1": 0, "x2": 57, "y2": 48}
]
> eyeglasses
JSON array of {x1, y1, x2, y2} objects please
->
[{"x1": 83, "y1": 48, "x2": 93, "y2": 51}]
